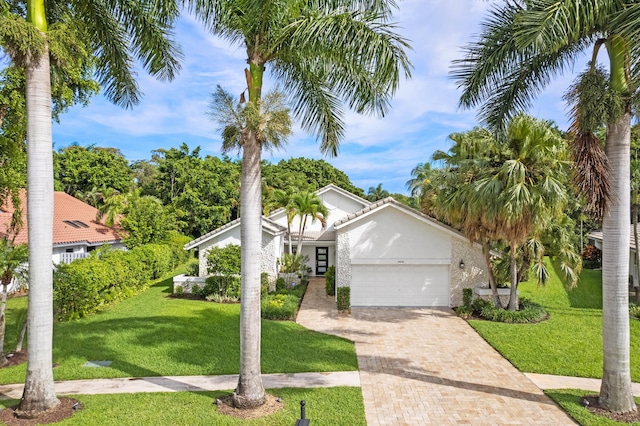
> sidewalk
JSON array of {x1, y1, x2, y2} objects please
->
[
  {"x1": 526, "y1": 373, "x2": 640, "y2": 396},
  {"x1": 0, "y1": 371, "x2": 360, "y2": 400}
]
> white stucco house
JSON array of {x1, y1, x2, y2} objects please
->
[
  {"x1": 589, "y1": 226, "x2": 638, "y2": 286},
  {"x1": 184, "y1": 184, "x2": 486, "y2": 307}
]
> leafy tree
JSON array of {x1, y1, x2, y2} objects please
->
[
  {"x1": 207, "y1": 244, "x2": 241, "y2": 276},
  {"x1": 388, "y1": 193, "x2": 418, "y2": 209},
  {"x1": 0, "y1": 0, "x2": 182, "y2": 415},
  {"x1": 0, "y1": 238, "x2": 27, "y2": 365},
  {"x1": 262, "y1": 158, "x2": 365, "y2": 197},
  {"x1": 54, "y1": 145, "x2": 133, "y2": 197},
  {"x1": 198, "y1": 0, "x2": 410, "y2": 408},
  {"x1": 120, "y1": 194, "x2": 175, "y2": 249},
  {"x1": 367, "y1": 183, "x2": 389, "y2": 201},
  {"x1": 452, "y1": 1, "x2": 639, "y2": 411}
]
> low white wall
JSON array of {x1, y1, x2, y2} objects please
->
[{"x1": 173, "y1": 274, "x2": 206, "y2": 294}]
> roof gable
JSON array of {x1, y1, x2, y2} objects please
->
[
  {"x1": 184, "y1": 216, "x2": 286, "y2": 250},
  {"x1": 267, "y1": 184, "x2": 370, "y2": 220},
  {"x1": 334, "y1": 197, "x2": 470, "y2": 242}
]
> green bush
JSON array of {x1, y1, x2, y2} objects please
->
[
  {"x1": 261, "y1": 294, "x2": 300, "y2": 320},
  {"x1": 278, "y1": 254, "x2": 308, "y2": 274},
  {"x1": 207, "y1": 245, "x2": 241, "y2": 276},
  {"x1": 455, "y1": 305, "x2": 472, "y2": 318},
  {"x1": 478, "y1": 298, "x2": 548, "y2": 323},
  {"x1": 194, "y1": 276, "x2": 240, "y2": 299},
  {"x1": 462, "y1": 288, "x2": 473, "y2": 309},
  {"x1": 261, "y1": 272, "x2": 270, "y2": 297},
  {"x1": 186, "y1": 260, "x2": 199, "y2": 276},
  {"x1": 275, "y1": 280, "x2": 307, "y2": 299},
  {"x1": 53, "y1": 238, "x2": 189, "y2": 321},
  {"x1": 630, "y1": 304, "x2": 640, "y2": 320},
  {"x1": 325, "y1": 265, "x2": 336, "y2": 296},
  {"x1": 471, "y1": 297, "x2": 492, "y2": 312},
  {"x1": 337, "y1": 287, "x2": 350, "y2": 312},
  {"x1": 275, "y1": 277, "x2": 286, "y2": 292}
]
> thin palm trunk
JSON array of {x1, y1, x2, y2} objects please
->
[
  {"x1": 16, "y1": 316, "x2": 27, "y2": 352},
  {"x1": 482, "y1": 240, "x2": 502, "y2": 308},
  {"x1": 234, "y1": 128, "x2": 265, "y2": 408},
  {"x1": 0, "y1": 284, "x2": 8, "y2": 362},
  {"x1": 287, "y1": 221, "x2": 292, "y2": 255},
  {"x1": 600, "y1": 112, "x2": 636, "y2": 413},
  {"x1": 507, "y1": 244, "x2": 519, "y2": 311},
  {"x1": 297, "y1": 216, "x2": 308, "y2": 254},
  {"x1": 633, "y1": 203, "x2": 640, "y2": 302}
]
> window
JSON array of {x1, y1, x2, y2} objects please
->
[{"x1": 65, "y1": 248, "x2": 74, "y2": 253}]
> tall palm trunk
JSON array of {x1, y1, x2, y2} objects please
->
[
  {"x1": 0, "y1": 283, "x2": 8, "y2": 364},
  {"x1": 632, "y1": 203, "x2": 640, "y2": 302},
  {"x1": 600, "y1": 112, "x2": 636, "y2": 413},
  {"x1": 482, "y1": 240, "x2": 502, "y2": 308},
  {"x1": 507, "y1": 244, "x2": 519, "y2": 311},
  {"x1": 233, "y1": 59, "x2": 266, "y2": 408},
  {"x1": 17, "y1": 1, "x2": 59, "y2": 415}
]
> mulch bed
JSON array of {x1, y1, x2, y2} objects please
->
[
  {"x1": 1, "y1": 351, "x2": 27, "y2": 369},
  {"x1": 0, "y1": 398, "x2": 80, "y2": 425},
  {"x1": 582, "y1": 395, "x2": 640, "y2": 423},
  {"x1": 215, "y1": 394, "x2": 283, "y2": 419}
]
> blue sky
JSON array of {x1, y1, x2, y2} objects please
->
[{"x1": 52, "y1": 0, "x2": 591, "y2": 195}]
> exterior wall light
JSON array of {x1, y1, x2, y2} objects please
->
[{"x1": 459, "y1": 259, "x2": 465, "y2": 269}]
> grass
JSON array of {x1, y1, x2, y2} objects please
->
[
  {"x1": 545, "y1": 389, "x2": 640, "y2": 426},
  {"x1": 0, "y1": 267, "x2": 357, "y2": 384},
  {"x1": 468, "y1": 259, "x2": 640, "y2": 381},
  {"x1": 0, "y1": 387, "x2": 366, "y2": 425}
]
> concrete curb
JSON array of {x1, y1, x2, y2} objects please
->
[
  {"x1": 526, "y1": 373, "x2": 640, "y2": 396},
  {"x1": 0, "y1": 371, "x2": 361, "y2": 400}
]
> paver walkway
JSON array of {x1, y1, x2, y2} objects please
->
[{"x1": 297, "y1": 278, "x2": 576, "y2": 425}]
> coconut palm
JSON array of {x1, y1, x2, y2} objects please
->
[
  {"x1": 293, "y1": 191, "x2": 328, "y2": 254},
  {"x1": 452, "y1": 1, "x2": 640, "y2": 412},
  {"x1": 198, "y1": 0, "x2": 410, "y2": 407},
  {"x1": 406, "y1": 162, "x2": 433, "y2": 203},
  {"x1": 0, "y1": 0, "x2": 182, "y2": 416},
  {"x1": 367, "y1": 183, "x2": 389, "y2": 201},
  {"x1": 0, "y1": 239, "x2": 28, "y2": 365}
]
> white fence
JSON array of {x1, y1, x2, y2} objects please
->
[{"x1": 58, "y1": 252, "x2": 90, "y2": 264}]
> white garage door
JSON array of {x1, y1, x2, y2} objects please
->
[{"x1": 351, "y1": 264, "x2": 449, "y2": 307}]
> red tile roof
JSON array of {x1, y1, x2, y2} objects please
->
[{"x1": 0, "y1": 190, "x2": 122, "y2": 246}]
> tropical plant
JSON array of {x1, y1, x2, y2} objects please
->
[
  {"x1": 452, "y1": 0, "x2": 640, "y2": 413},
  {"x1": 0, "y1": 0, "x2": 182, "y2": 416},
  {"x1": 293, "y1": 191, "x2": 328, "y2": 253},
  {"x1": 405, "y1": 162, "x2": 434, "y2": 204},
  {"x1": 199, "y1": 0, "x2": 410, "y2": 408},
  {"x1": 0, "y1": 239, "x2": 28, "y2": 364},
  {"x1": 367, "y1": 183, "x2": 389, "y2": 202},
  {"x1": 267, "y1": 187, "x2": 298, "y2": 254}
]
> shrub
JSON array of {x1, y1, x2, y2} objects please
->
[
  {"x1": 582, "y1": 245, "x2": 602, "y2": 269},
  {"x1": 325, "y1": 265, "x2": 336, "y2": 296},
  {"x1": 207, "y1": 245, "x2": 241, "y2": 276},
  {"x1": 462, "y1": 288, "x2": 473, "y2": 309},
  {"x1": 261, "y1": 294, "x2": 300, "y2": 320},
  {"x1": 186, "y1": 260, "x2": 199, "y2": 276},
  {"x1": 455, "y1": 305, "x2": 472, "y2": 318},
  {"x1": 337, "y1": 287, "x2": 350, "y2": 312},
  {"x1": 195, "y1": 276, "x2": 241, "y2": 299},
  {"x1": 173, "y1": 286, "x2": 184, "y2": 296},
  {"x1": 630, "y1": 304, "x2": 640, "y2": 320},
  {"x1": 261, "y1": 272, "x2": 270, "y2": 297},
  {"x1": 275, "y1": 277, "x2": 286, "y2": 292},
  {"x1": 53, "y1": 238, "x2": 189, "y2": 321},
  {"x1": 278, "y1": 253, "x2": 308, "y2": 274},
  {"x1": 206, "y1": 293, "x2": 239, "y2": 303},
  {"x1": 471, "y1": 297, "x2": 492, "y2": 313},
  {"x1": 478, "y1": 298, "x2": 548, "y2": 323}
]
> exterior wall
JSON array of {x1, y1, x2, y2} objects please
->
[
  {"x1": 261, "y1": 233, "x2": 281, "y2": 282},
  {"x1": 450, "y1": 238, "x2": 486, "y2": 307},
  {"x1": 297, "y1": 244, "x2": 335, "y2": 276},
  {"x1": 347, "y1": 207, "x2": 451, "y2": 263},
  {"x1": 197, "y1": 227, "x2": 242, "y2": 276},
  {"x1": 336, "y1": 228, "x2": 351, "y2": 288},
  {"x1": 52, "y1": 241, "x2": 125, "y2": 265},
  {"x1": 173, "y1": 275, "x2": 206, "y2": 293}
]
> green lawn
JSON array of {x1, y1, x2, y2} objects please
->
[
  {"x1": 468, "y1": 260, "x2": 640, "y2": 381},
  {"x1": 0, "y1": 387, "x2": 366, "y2": 425},
  {"x1": 0, "y1": 268, "x2": 357, "y2": 384},
  {"x1": 546, "y1": 389, "x2": 640, "y2": 426}
]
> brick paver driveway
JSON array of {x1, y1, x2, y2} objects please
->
[{"x1": 297, "y1": 278, "x2": 575, "y2": 425}]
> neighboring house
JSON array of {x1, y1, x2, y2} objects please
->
[
  {"x1": 0, "y1": 191, "x2": 124, "y2": 264},
  {"x1": 589, "y1": 227, "x2": 638, "y2": 286},
  {"x1": 185, "y1": 184, "x2": 486, "y2": 307}
]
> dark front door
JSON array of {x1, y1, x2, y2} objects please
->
[{"x1": 316, "y1": 247, "x2": 328, "y2": 276}]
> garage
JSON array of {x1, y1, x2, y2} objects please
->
[{"x1": 350, "y1": 264, "x2": 450, "y2": 307}]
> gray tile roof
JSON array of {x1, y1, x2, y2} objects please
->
[{"x1": 184, "y1": 216, "x2": 286, "y2": 250}]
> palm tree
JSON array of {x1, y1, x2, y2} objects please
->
[
  {"x1": 198, "y1": 0, "x2": 410, "y2": 408},
  {"x1": 1, "y1": 0, "x2": 182, "y2": 416},
  {"x1": 367, "y1": 183, "x2": 389, "y2": 201},
  {"x1": 0, "y1": 239, "x2": 28, "y2": 365},
  {"x1": 268, "y1": 187, "x2": 298, "y2": 255},
  {"x1": 293, "y1": 191, "x2": 329, "y2": 254},
  {"x1": 452, "y1": 1, "x2": 639, "y2": 412},
  {"x1": 406, "y1": 162, "x2": 433, "y2": 204}
]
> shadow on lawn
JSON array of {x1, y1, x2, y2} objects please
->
[
  {"x1": 551, "y1": 260, "x2": 603, "y2": 310},
  {"x1": 52, "y1": 302, "x2": 357, "y2": 380}
]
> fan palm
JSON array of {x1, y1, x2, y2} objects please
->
[
  {"x1": 452, "y1": 0, "x2": 640, "y2": 412},
  {"x1": 0, "y1": 0, "x2": 182, "y2": 415},
  {"x1": 197, "y1": 0, "x2": 411, "y2": 407}
]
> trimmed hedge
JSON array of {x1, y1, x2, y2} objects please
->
[
  {"x1": 337, "y1": 287, "x2": 350, "y2": 312},
  {"x1": 54, "y1": 238, "x2": 190, "y2": 321},
  {"x1": 475, "y1": 297, "x2": 548, "y2": 323},
  {"x1": 325, "y1": 265, "x2": 335, "y2": 296},
  {"x1": 261, "y1": 294, "x2": 300, "y2": 320}
]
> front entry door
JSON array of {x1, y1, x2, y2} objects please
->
[{"x1": 316, "y1": 247, "x2": 328, "y2": 276}]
